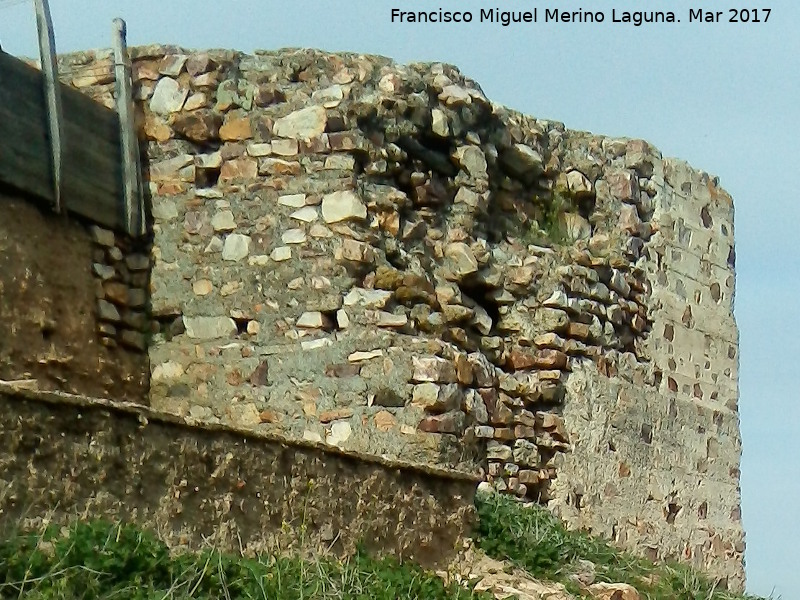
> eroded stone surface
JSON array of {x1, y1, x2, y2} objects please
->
[{"x1": 51, "y1": 45, "x2": 745, "y2": 590}]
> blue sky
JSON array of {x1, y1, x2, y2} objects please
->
[{"x1": 1, "y1": 0, "x2": 797, "y2": 596}]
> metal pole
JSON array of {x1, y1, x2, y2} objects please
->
[
  {"x1": 33, "y1": 0, "x2": 63, "y2": 214},
  {"x1": 112, "y1": 18, "x2": 144, "y2": 237}
]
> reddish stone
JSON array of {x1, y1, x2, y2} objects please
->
[
  {"x1": 567, "y1": 322, "x2": 591, "y2": 340},
  {"x1": 490, "y1": 400, "x2": 513, "y2": 426},
  {"x1": 606, "y1": 171, "x2": 639, "y2": 203},
  {"x1": 220, "y1": 157, "x2": 258, "y2": 182},
  {"x1": 514, "y1": 410, "x2": 536, "y2": 427},
  {"x1": 254, "y1": 84, "x2": 286, "y2": 107},
  {"x1": 103, "y1": 282, "x2": 129, "y2": 306},
  {"x1": 319, "y1": 409, "x2": 354, "y2": 423},
  {"x1": 534, "y1": 349, "x2": 568, "y2": 370},
  {"x1": 514, "y1": 425, "x2": 536, "y2": 439},
  {"x1": 455, "y1": 353, "x2": 474, "y2": 385},
  {"x1": 418, "y1": 411, "x2": 465, "y2": 434},
  {"x1": 493, "y1": 427, "x2": 515, "y2": 441},
  {"x1": 259, "y1": 410, "x2": 281, "y2": 424},
  {"x1": 374, "y1": 411, "x2": 396, "y2": 432},
  {"x1": 325, "y1": 363, "x2": 361, "y2": 378},
  {"x1": 172, "y1": 109, "x2": 221, "y2": 143},
  {"x1": 226, "y1": 369, "x2": 243, "y2": 386},
  {"x1": 478, "y1": 388, "x2": 497, "y2": 416},
  {"x1": 219, "y1": 114, "x2": 253, "y2": 141},
  {"x1": 249, "y1": 361, "x2": 269, "y2": 386},
  {"x1": 507, "y1": 347, "x2": 537, "y2": 371},
  {"x1": 186, "y1": 53, "x2": 217, "y2": 77}
]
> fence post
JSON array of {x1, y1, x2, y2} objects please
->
[
  {"x1": 112, "y1": 18, "x2": 144, "y2": 237},
  {"x1": 33, "y1": 0, "x2": 63, "y2": 214}
]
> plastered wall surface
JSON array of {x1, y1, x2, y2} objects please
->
[
  {"x1": 22, "y1": 45, "x2": 746, "y2": 588},
  {"x1": 0, "y1": 383, "x2": 476, "y2": 568},
  {"x1": 0, "y1": 190, "x2": 148, "y2": 401}
]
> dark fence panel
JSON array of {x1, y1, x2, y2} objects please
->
[{"x1": 0, "y1": 50, "x2": 124, "y2": 230}]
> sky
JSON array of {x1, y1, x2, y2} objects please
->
[{"x1": 0, "y1": 0, "x2": 797, "y2": 596}]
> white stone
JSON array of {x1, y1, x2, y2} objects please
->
[
  {"x1": 327, "y1": 421, "x2": 352, "y2": 446},
  {"x1": 159, "y1": 54, "x2": 188, "y2": 76},
  {"x1": 297, "y1": 311, "x2": 326, "y2": 329},
  {"x1": 566, "y1": 169, "x2": 593, "y2": 195},
  {"x1": 312, "y1": 84, "x2": 344, "y2": 108},
  {"x1": 248, "y1": 255, "x2": 271, "y2": 266},
  {"x1": 152, "y1": 361, "x2": 184, "y2": 382},
  {"x1": 149, "y1": 154, "x2": 193, "y2": 181},
  {"x1": 211, "y1": 210, "x2": 236, "y2": 232},
  {"x1": 375, "y1": 312, "x2": 408, "y2": 327},
  {"x1": 439, "y1": 84, "x2": 471, "y2": 105},
  {"x1": 183, "y1": 316, "x2": 237, "y2": 340},
  {"x1": 270, "y1": 246, "x2": 292, "y2": 262},
  {"x1": 278, "y1": 193, "x2": 307, "y2": 208},
  {"x1": 454, "y1": 187, "x2": 480, "y2": 207},
  {"x1": 502, "y1": 143, "x2": 544, "y2": 176},
  {"x1": 281, "y1": 228, "x2": 307, "y2": 244},
  {"x1": 271, "y1": 138, "x2": 299, "y2": 156},
  {"x1": 193, "y1": 279, "x2": 213, "y2": 296},
  {"x1": 222, "y1": 233, "x2": 251, "y2": 261},
  {"x1": 431, "y1": 108, "x2": 449, "y2": 137},
  {"x1": 303, "y1": 430, "x2": 323, "y2": 443},
  {"x1": 290, "y1": 207, "x2": 318, "y2": 223},
  {"x1": 195, "y1": 152, "x2": 222, "y2": 169},
  {"x1": 477, "y1": 481, "x2": 496, "y2": 495},
  {"x1": 348, "y1": 349, "x2": 383, "y2": 362},
  {"x1": 151, "y1": 199, "x2": 178, "y2": 221},
  {"x1": 445, "y1": 242, "x2": 478, "y2": 277},
  {"x1": 324, "y1": 155, "x2": 356, "y2": 170},
  {"x1": 336, "y1": 309, "x2": 350, "y2": 329},
  {"x1": 273, "y1": 105, "x2": 327, "y2": 139},
  {"x1": 247, "y1": 143, "x2": 272, "y2": 157},
  {"x1": 183, "y1": 92, "x2": 206, "y2": 111},
  {"x1": 311, "y1": 276, "x2": 331, "y2": 289},
  {"x1": 301, "y1": 338, "x2": 333, "y2": 351},
  {"x1": 149, "y1": 77, "x2": 188, "y2": 114},
  {"x1": 196, "y1": 188, "x2": 223, "y2": 199},
  {"x1": 343, "y1": 288, "x2": 392, "y2": 308},
  {"x1": 321, "y1": 190, "x2": 367, "y2": 223},
  {"x1": 309, "y1": 223, "x2": 333, "y2": 238}
]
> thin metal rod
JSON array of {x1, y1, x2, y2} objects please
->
[
  {"x1": 33, "y1": 0, "x2": 63, "y2": 213},
  {"x1": 112, "y1": 18, "x2": 144, "y2": 237}
]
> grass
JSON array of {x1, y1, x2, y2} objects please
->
[
  {"x1": 0, "y1": 519, "x2": 489, "y2": 600},
  {"x1": 0, "y1": 495, "x2": 774, "y2": 599},
  {"x1": 475, "y1": 491, "x2": 773, "y2": 600}
]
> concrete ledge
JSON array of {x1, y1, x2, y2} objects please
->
[{"x1": 0, "y1": 381, "x2": 479, "y2": 568}]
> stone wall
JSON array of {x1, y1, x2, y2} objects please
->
[
  {"x1": 0, "y1": 381, "x2": 477, "y2": 568},
  {"x1": 549, "y1": 158, "x2": 743, "y2": 587},
  {"x1": 0, "y1": 189, "x2": 148, "y2": 402},
  {"x1": 44, "y1": 45, "x2": 745, "y2": 588}
]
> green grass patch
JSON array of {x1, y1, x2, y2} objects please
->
[
  {"x1": 0, "y1": 495, "x2": 776, "y2": 599},
  {"x1": 474, "y1": 491, "x2": 773, "y2": 600},
  {"x1": 0, "y1": 520, "x2": 488, "y2": 600}
]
